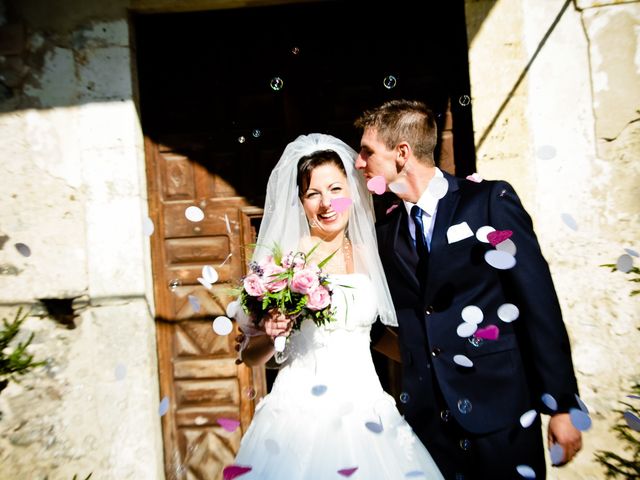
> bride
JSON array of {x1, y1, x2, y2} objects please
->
[{"x1": 226, "y1": 134, "x2": 444, "y2": 480}]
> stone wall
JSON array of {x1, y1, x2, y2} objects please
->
[
  {"x1": 0, "y1": 0, "x2": 164, "y2": 478},
  {"x1": 466, "y1": 0, "x2": 640, "y2": 478}
]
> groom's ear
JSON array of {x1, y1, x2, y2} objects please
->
[{"x1": 396, "y1": 142, "x2": 411, "y2": 169}]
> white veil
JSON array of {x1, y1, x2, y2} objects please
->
[{"x1": 252, "y1": 133, "x2": 398, "y2": 327}]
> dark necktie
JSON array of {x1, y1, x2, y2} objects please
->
[{"x1": 411, "y1": 205, "x2": 429, "y2": 259}]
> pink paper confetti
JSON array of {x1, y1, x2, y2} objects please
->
[
  {"x1": 475, "y1": 324, "x2": 499, "y2": 340},
  {"x1": 223, "y1": 465, "x2": 252, "y2": 480},
  {"x1": 217, "y1": 417, "x2": 241, "y2": 432},
  {"x1": 466, "y1": 173, "x2": 483, "y2": 183},
  {"x1": 338, "y1": 467, "x2": 359, "y2": 477},
  {"x1": 367, "y1": 175, "x2": 386, "y2": 195},
  {"x1": 386, "y1": 204, "x2": 399, "y2": 215},
  {"x1": 487, "y1": 230, "x2": 513, "y2": 247},
  {"x1": 331, "y1": 197, "x2": 353, "y2": 213}
]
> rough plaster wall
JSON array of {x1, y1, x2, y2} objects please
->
[
  {"x1": 467, "y1": 0, "x2": 639, "y2": 478},
  {"x1": 0, "y1": 2, "x2": 163, "y2": 479}
]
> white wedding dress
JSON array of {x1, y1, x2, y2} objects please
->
[{"x1": 232, "y1": 273, "x2": 444, "y2": 479}]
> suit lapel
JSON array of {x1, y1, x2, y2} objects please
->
[{"x1": 386, "y1": 206, "x2": 421, "y2": 294}]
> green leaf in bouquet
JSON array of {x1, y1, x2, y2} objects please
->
[{"x1": 317, "y1": 248, "x2": 340, "y2": 269}]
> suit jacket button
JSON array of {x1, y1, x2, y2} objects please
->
[
  {"x1": 431, "y1": 347, "x2": 442, "y2": 357},
  {"x1": 425, "y1": 306, "x2": 434, "y2": 316}
]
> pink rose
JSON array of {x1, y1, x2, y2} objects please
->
[
  {"x1": 243, "y1": 273, "x2": 266, "y2": 297},
  {"x1": 290, "y1": 268, "x2": 320, "y2": 294},
  {"x1": 306, "y1": 285, "x2": 331, "y2": 310},
  {"x1": 262, "y1": 264, "x2": 288, "y2": 292}
]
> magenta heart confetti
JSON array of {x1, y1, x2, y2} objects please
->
[
  {"x1": 367, "y1": 176, "x2": 386, "y2": 195},
  {"x1": 223, "y1": 465, "x2": 252, "y2": 480},
  {"x1": 338, "y1": 467, "x2": 359, "y2": 477},
  {"x1": 331, "y1": 197, "x2": 353, "y2": 213},
  {"x1": 475, "y1": 324, "x2": 499, "y2": 340},
  {"x1": 217, "y1": 417, "x2": 240, "y2": 432},
  {"x1": 487, "y1": 230, "x2": 513, "y2": 247}
]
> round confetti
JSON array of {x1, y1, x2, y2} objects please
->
[
  {"x1": 311, "y1": 385, "x2": 328, "y2": 396},
  {"x1": 265, "y1": 438, "x2": 280, "y2": 455},
  {"x1": 202, "y1": 265, "x2": 219, "y2": 284},
  {"x1": 115, "y1": 363, "x2": 127, "y2": 381},
  {"x1": 569, "y1": 408, "x2": 592, "y2": 431},
  {"x1": 243, "y1": 387, "x2": 257, "y2": 400},
  {"x1": 143, "y1": 217, "x2": 155, "y2": 236},
  {"x1": 561, "y1": 213, "x2": 578, "y2": 231},
  {"x1": 159, "y1": 396, "x2": 170, "y2": 416},
  {"x1": 536, "y1": 145, "x2": 557, "y2": 160},
  {"x1": 549, "y1": 443, "x2": 564, "y2": 465},
  {"x1": 456, "y1": 322, "x2": 478, "y2": 338},
  {"x1": 495, "y1": 238, "x2": 517, "y2": 256},
  {"x1": 458, "y1": 95, "x2": 471, "y2": 106},
  {"x1": 623, "y1": 411, "x2": 640, "y2": 432},
  {"x1": 188, "y1": 295, "x2": 201, "y2": 313},
  {"x1": 185, "y1": 206, "x2": 205, "y2": 222},
  {"x1": 14, "y1": 243, "x2": 31, "y2": 257},
  {"x1": 365, "y1": 421, "x2": 383, "y2": 433},
  {"x1": 270, "y1": 77, "x2": 284, "y2": 91},
  {"x1": 616, "y1": 254, "x2": 634, "y2": 273},
  {"x1": 519, "y1": 409, "x2": 537, "y2": 428},
  {"x1": 212, "y1": 316, "x2": 233, "y2": 336},
  {"x1": 383, "y1": 75, "x2": 397, "y2": 89},
  {"x1": 541, "y1": 393, "x2": 558, "y2": 411},
  {"x1": 226, "y1": 300, "x2": 241, "y2": 319},
  {"x1": 252, "y1": 129, "x2": 261, "y2": 138},
  {"x1": 168, "y1": 278, "x2": 182, "y2": 291},
  {"x1": 427, "y1": 176, "x2": 449, "y2": 200},
  {"x1": 624, "y1": 248, "x2": 639, "y2": 257},
  {"x1": 484, "y1": 250, "x2": 516, "y2": 269},
  {"x1": 461, "y1": 305, "x2": 483, "y2": 324},
  {"x1": 389, "y1": 180, "x2": 408, "y2": 194},
  {"x1": 475, "y1": 226, "x2": 496, "y2": 243},
  {"x1": 516, "y1": 464, "x2": 536, "y2": 478},
  {"x1": 497, "y1": 303, "x2": 520, "y2": 323},
  {"x1": 453, "y1": 354, "x2": 474, "y2": 368},
  {"x1": 399, "y1": 392, "x2": 410, "y2": 404}
]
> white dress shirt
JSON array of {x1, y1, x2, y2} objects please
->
[{"x1": 403, "y1": 167, "x2": 443, "y2": 252}]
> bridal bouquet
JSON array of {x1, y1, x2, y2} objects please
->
[{"x1": 238, "y1": 243, "x2": 337, "y2": 350}]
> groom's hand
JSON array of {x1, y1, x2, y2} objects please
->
[{"x1": 548, "y1": 413, "x2": 582, "y2": 466}]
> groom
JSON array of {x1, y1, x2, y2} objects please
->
[{"x1": 355, "y1": 100, "x2": 582, "y2": 479}]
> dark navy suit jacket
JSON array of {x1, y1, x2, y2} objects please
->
[{"x1": 376, "y1": 172, "x2": 579, "y2": 435}]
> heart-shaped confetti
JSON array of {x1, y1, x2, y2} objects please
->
[
  {"x1": 466, "y1": 173, "x2": 483, "y2": 183},
  {"x1": 367, "y1": 176, "x2": 386, "y2": 195},
  {"x1": 475, "y1": 324, "x2": 499, "y2": 340},
  {"x1": 223, "y1": 465, "x2": 252, "y2": 480},
  {"x1": 338, "y1": 467, "x2": 358, "y2": 477},
  {"x1": 487, "y1": 230, "x2": 513, "y2": 247},
  {"x1": 331, "y1": 197, "x2": 353, "y2": 213},
  {"x1": 217, "y1": 417, "x2": 240, "y2": 432}
]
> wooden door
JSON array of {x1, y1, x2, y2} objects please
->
[{"x1": 145, "y1": 137, "x2": 266, "y2": 480}]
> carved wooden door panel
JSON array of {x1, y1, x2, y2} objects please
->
[{"x1": 145, "y1": 137, "x2": 265, "y2": 480}]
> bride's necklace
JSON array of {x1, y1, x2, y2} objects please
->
[{"x1": 311, "y1": 236, "x2": 353, "y2": 274}]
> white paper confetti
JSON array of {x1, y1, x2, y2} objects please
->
[
  {"x1": 212, "y1": 316, "x2": 233, "y2": 336},
  {"x1": 427, "y1": 176, "x2": 449, "y2": 200},
  {"x1": 197, "y1": 277, "x2": 212, "y2": 290},
  {"x1": 475, "y1": 226, "x2": 496, "y2": 243},
  {"x1": 536, "y1": 145, "x2": 557, "y2": 160},
  {"x1": 575, "y1": 394, "x2": 589, "y2": 413},
  {"x1": 561, "y1": 213, "x2": 578, "y2": 231},
  {"x1": 456, "y1": 322, "x2": 478, "y2": 338},
  {"x1": 185, "y1": 206, "x2": 205, "y2": 222},
  {"x1": 188, "y1": 295, "x2": 201, "y2": 313},
  {"x1": 569, "y1": 408, "x2": 592, "y2": 431},
  {"x1": 453, "y1": 354, "x2": 474, "y2": 368},
  {"x1": 265, "y1": 438, "x2": 280, "y2": 455},
  {"x1": 516, "y1": 464, "x2": 536, "y2": 479},
  {"x1": 115, "y1": 363, "x2": 127, "y2": 381},
  {"x1": 159, "y1": 396, "x2": 170, "y2": 416},
  {"x1": 226, "y1": 300, "x2": 241, "y2": 319},
  {"x1": 484, "y1": 250, "x2": 516, "y2": 270},
  {"x1": 311, "y1": 385, "x2": 328, "y2": 396},
  {"x1": 541, "y1": 393, "x2": 558, "y2": 411},
  {"x1": 14, "y1": 243, "x2": 31, "y2": 257},
  {"x1": 143, "y1": 217, "x2": 155, "y2": 236},
  {"x1": 497, "y1": 303, "x2": 520, "y2": 323},
  {"x1": 624, "y1": 411, "x2": 640, "y2": 432},
  {"x1": 616, "y1": 254, "x2": 634, "y2": 273},
  {"x1": 519, "y1": 409, "x2": 537, "y2": 428},
  {"x1": 365, "y1": 421, "x2": 384, "y2": 433},
  {"x1": 624, "y1": 248, "x2": 639, "y2": 258},
  {"x1": 549, "y1": 443, "x2": 564, "y2": 465},
  {"x1": 461, "y1": 305, "x2": 484, "y2": 324},
  {"x1": 495, "y1": 238, "x2": 517, "y2": 256},
  {"x1": 202, "y1": 265, "x2": 219, "y2": 284}
]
